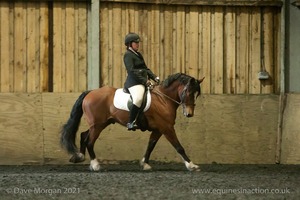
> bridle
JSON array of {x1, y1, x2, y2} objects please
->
[{"x1": 151, "y1": 81, "x2": 196, "y2": 106}]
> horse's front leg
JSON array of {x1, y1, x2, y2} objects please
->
[
  {"x1": 140, "y1": 130, "x2": 162, "y2": 170},
  {"x1": 164, "y1": 129, "x2": 200, "y2": 171}
]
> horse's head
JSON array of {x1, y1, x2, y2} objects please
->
[
  {"x1": 179, "y1": 76, "x2": 204, "y2": 117},
  {"x1": 161, "y1": 73, "x2": 204, "y2": 117}
]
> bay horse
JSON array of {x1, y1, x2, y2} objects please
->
[{"x1": 60, "y1": 73, "x2": 204, "y2": 171}]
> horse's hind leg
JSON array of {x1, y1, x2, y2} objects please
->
[
  {"x1": 69, "y1": 130, "x2": 89, "y2": 163},
  {"x1": 140, "y1": 130, "x2": 162, "y2": 170},
  {"x1": 86, "y1": 124, "x2": 106, "y2": 171},
  {"x1": 80, "y1": 130, "x2": 89, "y2": 156}
]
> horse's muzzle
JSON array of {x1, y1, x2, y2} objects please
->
[
  {"x1": 186, "y1": 113, "x2": 193, "y2": 117},
  {"x1": 182, "y1": 105, "x2": 194, "y2": 117}
]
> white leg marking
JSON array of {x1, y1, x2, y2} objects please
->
[
  {"x1": 90, "y1": 159, "x2": 101, "y2": 171},
  {"x1": 185, "y1": 161, "x2": 200, "y2": 172},
  {"x1": 77, "y1": 153, "x2": 85, "y2": 162},
  {"x1": 140, "y1": 157, "x2": 152, "y2": 171}
]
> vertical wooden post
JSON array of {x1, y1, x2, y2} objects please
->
[
  {"x1": 88, "y1": 0, "x2": 100, "y2": 89},
  {"x1": 275, "y1": 0, "x2": 286, "y2": 164}
]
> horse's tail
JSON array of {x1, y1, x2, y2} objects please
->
[{"x1": 60, "y1": 90, "x2": 91, "y2": 155}]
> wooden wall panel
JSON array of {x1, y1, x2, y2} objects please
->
[
  {"x1": 65, "y1": 2, "x2": 75, "y2": 92},
  {"x1": 111, "y1": 3, "x2": 123, "y2": 87},
  {"x1": 99, "y1": 0, "x2": 283, "y2": 7},
  {"x1": 100, "y1": 3, "x2": 109, "y2": 86},
  {"x1": 13, "y1": 2, "x2": 26, "y2": 92},
  {"x1": 201, "y1": 7, "x2": 212, "y2": 93},
  {"x1": 77, "y1": 3, "x2": 88, "y2": 92},
  {"x1": 0, "y1": 1, "x2": 281, "y2": 94},
  {"x1": 173, "y1": 6, "x2": 185, "y2": 74},
  {"x1": 2, "y1": 92, "x2": 300, "y2": 165},
  {"x1": 151, "y1": 5, "x2": 161, "y2": 75},
  {"x1": 99, "y1": 2, "x2": 281, "y2": 94},
  {"x1": 0, "y1": 94, "x2": 43, "y2": 165},
  {"x1": 236, "y1": 7, "x2": 249, "y2": 94},
  {"x1": 262, "y1": 7, "x2": 275, "y2": 94},
  {"x1": 224, "y1": 7, "x2": 236, "y2": 94},
  {"x1": 0, "y1": 2, "x2": 49, "y2": 93},
  {"x1": 249, "y1": 7, "x2": 261, "y2": 94},
  {"x1": 175, "y1": 94, "x2": 279, "y2": 164},
  {"x1": 49, "y1": 2, "x2": 88, "y2": 92},
  {"x1": 53, "y1": 2, "x2": 63, "y2": 92},
  {"x1": 0, "y1": 2, "x2": 11, "y2": 92},
  {"x1": 38, "y1": 3, "x2": 49, "y2": 92},
  {"x1": 187, "y1": 6, "x2": 199, "y2": 78},
  {"x1": 0, "y1": 93, "x2": 284, "y2": 164},
  {"x1": 281, "y1": 94, "x2": 300, "y2": 164},
  {"x1": 211, "y1": 7, "x2": 224, "y2": 94},
  {"x1": 0, "y1": 1, "x2": 87, "y2": 93},
  {"x1": 42, "y1": 93, "x2": 89, "y2": 164}
]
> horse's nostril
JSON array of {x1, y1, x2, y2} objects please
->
[{"x1": 186, "y1": 113, "x2": 192, "y2": 117}]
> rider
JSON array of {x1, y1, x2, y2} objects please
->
[{"x1": 123, "y1": 32, "x2": 160, "y2": 130}]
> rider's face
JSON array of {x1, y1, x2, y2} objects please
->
[{"x1": 131, "y1": 41, "x2": 139, "y2": 51}]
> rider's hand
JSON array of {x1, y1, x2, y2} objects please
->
[
  {"x1": 146, "y1": 80, "x2": 152, "y2": 87},
  {"x1": 155, "y1": 77, "x2": 160, "y2": 84}
]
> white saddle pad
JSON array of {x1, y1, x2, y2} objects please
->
[{"x1": 113, "y1": 89, "x2": 151, "y2": 112}]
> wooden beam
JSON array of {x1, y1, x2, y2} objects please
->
[
  {"x1": 100, "y1": 0, "x2": 283, "y2": 7},
  {"x1": 88, "y1": 0, "x2": 100, "y2": 89}
]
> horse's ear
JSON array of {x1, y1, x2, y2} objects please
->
[{"x1": 198, "y1": 77, "x2": 205, "y2": 84}]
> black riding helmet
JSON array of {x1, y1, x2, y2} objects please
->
[{"x1": 124, "y1": 33, "x2": 140, "y2": 46}]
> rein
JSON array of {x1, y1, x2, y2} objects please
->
[
  {"x1": 151, "y1": 83, "x2": 191, "y2": 106},
  {"x1": 152, "y1": 89, "x2": 182, "y2": 105}
]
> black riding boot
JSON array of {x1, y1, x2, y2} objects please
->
[{"x1": 127, "y1": 104, "x2": 140, "y2": 131}]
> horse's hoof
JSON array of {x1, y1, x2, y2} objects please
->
[
  {"x1": 69, "y1": 153, "x2": 85, "y2": 163},
  {"x1": 140, "y1": 158, "x2": 152, "y2": 171},
  {"x1": 69, "y1": 156, "x2": 76, "y2": 163},
  {"x1": 142, "y1": 163, "x2": 152, "y2": 171},
  {"x1": 185, "y1": 161, "x2": 201, "y2": 172},
  {"x1": 89, "y1": 159, "x2": 101, "y2": 171},
  {"x1": 127, "y1": 127, "x2": 137, "y2": 131}
]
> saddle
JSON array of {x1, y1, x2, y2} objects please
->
[{"x1": 113, "y1": 88, "x2": 151, "y2": 112}]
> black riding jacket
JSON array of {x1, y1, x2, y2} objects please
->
[{"x1": 123, "y1": 49, "x2": 157, "y2": 89}]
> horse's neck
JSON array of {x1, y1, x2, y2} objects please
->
[{"x1": 159, "y1": 83, "x2": 182, "y2": 103}]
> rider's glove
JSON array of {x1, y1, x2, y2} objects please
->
[{"x1": 155, "y1": 77, "x2": 160, "y2": 84}]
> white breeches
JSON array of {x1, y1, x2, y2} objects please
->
[{"x1": 128, "y1": 84, "x2": 145, "y2": 108}]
